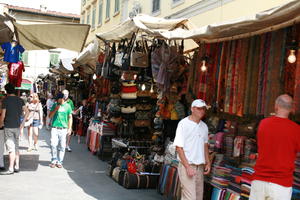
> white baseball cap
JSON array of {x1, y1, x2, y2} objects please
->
[{"x1": 191, "y1": 99, "x2": 208, "y2": 108}]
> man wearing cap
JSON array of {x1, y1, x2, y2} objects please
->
[
  {"x1": 48, "y1": 92, "x2": 73, "y2": 168},
  {"x1": 174, "y1": 99, "x2": 211, "y2": 200}
]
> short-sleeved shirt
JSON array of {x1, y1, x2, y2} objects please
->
[
  {"x1": 46, "y1": 99, "x2": 54, "y2": 110},
  {"x1": 66, "y1": 99, "x2": 74, "y2": 111},
  {"x1": 2, "y1": 96, "x2": 25, "y2": 128},
  {"x1": 1, "y1": 42, "x2": 25, "y2": 63},
  {"x1": 173, "y1": 117, "x2": 209, "y2": 165},
  {"x1": 253, "y1": 116, "x2": 300, "y2": 187},
  {"x1": 51, "y1": 102, "x2": 72, "y2": 128}
]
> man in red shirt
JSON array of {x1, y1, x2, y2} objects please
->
[{"x1": 250, "y1": 94, "x2": 300, "y2": 200}]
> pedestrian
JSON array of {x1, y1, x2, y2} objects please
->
[
  {"x1": 73, "y1": 99, "x2": 88, "y2": 144},
  {"x1": 0, "y1": 83, "x2": 28, "y2": 175},
  {"x1": 249, "y1": 94, "x2": 300, "y2": 200},
  {"x1": 46, "y1": 93, "x2": 54, "y2": 130},
  {"x1": 19, "y1": 93, "x2": 29, "y2": 140},
  {"x1": 25, "y1": 93, "x2": 43, "y2": 151},
  {"x1": 62, "y1": 89, "x2": 74, "y2": 152},
  {"x1": 0, "y1": 93, "x2": 6, "y2": 171},
  {"x1": 48, "y1": 92, "x2": 73, "y2": 168},
  {"x1": 173, "y1": 99, "x2": 211, "y2": 200}
]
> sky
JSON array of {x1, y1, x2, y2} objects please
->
[{"x1": 0, "y1": 0, "x2": 81, "y2": 14}]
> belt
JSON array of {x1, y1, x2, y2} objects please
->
[{"x1": 52, "y1": 127, "x2": 67, "y2": 130}]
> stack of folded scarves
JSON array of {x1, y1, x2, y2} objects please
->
[
  {"x1": 223, "y1": 190, "x2": 241, "y2": 200},
  {"x1": 292, "y1": 153, "x2": 300, "y2": 199},
  {"x1": 240, "y1": 167, "x2": 254, "y2": 199},
  {"x1": 211, "y1": 187, "x2": 227, "y2": 200},
  {"x1": 211, "y1": 165, "x2": 232, "y2": 188},
  {"x1": 224, "y1": 134, "x2": 234, "y2": 158},
  {"x1": 226, "y1": 165, "x2": 242, "y2": 194}
]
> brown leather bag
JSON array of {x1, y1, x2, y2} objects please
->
[
  {"x1": 130, "y1": 38, "x2": 149, "y2": 68},
  {"x1": 134, "y1": 120, "x2": 151, "y2": 127}
]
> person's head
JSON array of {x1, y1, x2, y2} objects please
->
[
  {"x1": 47, "y1": 92, "x2": 53, "y2": 99},
  {"x1": 4, "y1": 83, "x2": 16, "y2": 95},
  {"x1": 30, "y1": 93, "x2": 39, "y2": 103},
  {"x1": 62, "y1": 89, "x2": 69, "y2": 100},
  {"x1": 190, "y1": 99, "x2": 208, "y2": 120},
  {"x1": 82, "y1": 99, "x2": 87, "y2": 106},
  {"x1": 275, "y1": 94, "x2": 293, "y2": 117},
  {"x1": 56, "y1": 93, "x2": 65, "y2": 104},
  {"x1": 22, "y1": 92, "x2": 26, "y2": 97}
]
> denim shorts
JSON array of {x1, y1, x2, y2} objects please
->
[{"x1": 31, "y1": 119, "x2": 40, "y2": 127}]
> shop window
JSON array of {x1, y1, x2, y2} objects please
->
[
  {"x1": 21, "y1": 51, "x2": 28, "y2": 66},
  {"x1": 98, "y1": 0, "x2": 103, "y2": 25},
  {"x1": 172, "y1": 0, "x2": 184, "y2": 7},
  {"x1": 114, "y1": 0, "x2": 120, "y2": 14},
  {"x1": 106, "y1": 0, "x2": 111, "y2": 20},
  {"x1": 50, "y1": 53, "x2": 60, "y2": 66},
  {"x1": 152, "y1": 0, "x2": 160, "y2": 13},
  {"x1": 92, "y1": 6, "x2": 96, "y2": 29}
]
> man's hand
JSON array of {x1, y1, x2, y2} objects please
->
[
  {"x1": 186, "y1": 165, "x2": 196, "y2": 177},
  {"x1": 204, "y1": 163, "x2": 211, "y2": 175},
  {"x1": 67, "y1": 128, "x2": 72, "y2": 136}
]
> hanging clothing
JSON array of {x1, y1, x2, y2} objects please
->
[
  {"x1": 8, "y1": 61, "x2": 25, "y2": 87},
  {"x1": 1, "y1": 42, "x2": 25, "y2": 63}
]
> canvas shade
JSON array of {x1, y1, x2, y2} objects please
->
[{"x1": 13, "y1": 20, "x2": 90, "y2": 52}]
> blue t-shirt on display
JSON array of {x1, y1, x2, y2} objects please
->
[{"x1": 1, "y1": 42, "x2": 25, "y2": 63}]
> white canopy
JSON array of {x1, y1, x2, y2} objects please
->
[
  {"x1": 96, "y1": 14, "x2": 193, "y2": 41},
  {"x1": 0, "y1": 14, "x2": 14, "y2": 44},
  {"x1": 157, "y1": 0, "x2": 300, "y2": 43},
  {"x1": 13, "y1": 20, "x2": 90, "y2": 52}
]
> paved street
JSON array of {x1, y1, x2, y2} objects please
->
[{"x1": 0, "y1": 128, "x2": 163, "y2": 200}]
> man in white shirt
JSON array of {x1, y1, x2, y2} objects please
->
[{"x1": 174, "y1": 99, "x2": 211, "y2": 200}]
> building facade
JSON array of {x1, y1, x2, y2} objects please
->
[
  {"x1": 1, "y1": 4, "x2": 80, "y2": 79},
  {"x1": 81, "y1": 0, "x2": 294, "y2": 44}
]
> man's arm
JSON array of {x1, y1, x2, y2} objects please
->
[
  {"x1": 204, "y1": 143, "x2": 211, "y2": 175},
  {"x1": 0, "y1": 109, "x2": 6, "y2": 128},
  {"x1": 48, "y1": 104, "x2": 60, "y2": 118},
  {"x1": 176, "y1": 146, "x2": 196, "y2": 177},
  {"x1": 67, "y1": 114, "x2": 73, "y2": 135}
]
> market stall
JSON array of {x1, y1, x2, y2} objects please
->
[{"x1": 70, "y1": 2, "x2": 300, "y2": 199}]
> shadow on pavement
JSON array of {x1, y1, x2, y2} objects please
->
[{"x1": 4, "y1": 154, "x2": 40, "y2": 171}]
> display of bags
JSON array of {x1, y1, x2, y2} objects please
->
[
  {"x1": 135, "y1": 111, "x2": 151, "y2": 120},
  {"x1": 121, "y1": 92, "x2": 137, "y2": 99},
  {"x1": 136, "y1": 104, "x2": 152, "y2": 111}
]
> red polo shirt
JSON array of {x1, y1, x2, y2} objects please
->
[{"x1": 253, "y1": 116, "x2": 300, "y2": 187}]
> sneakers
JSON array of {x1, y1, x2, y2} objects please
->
[
  {"x1": 49, "y1": 163, "x2": 56, "y2": 168},
  {"x1": 34, "y1": 144, "x2": 38, "y2": 151},
  {"x1": 66, "y1": 146, "x2": 72, "y2": 152},
  {"x1": 0, "y1": 166, "x2": 5, "y2": 171},
  {"x1": 14, "y1": 168, "x2": 20, "y2": 173},
  {"x1": 0, "y1": 169, "x2": 14, "y2": 175},
  {"x1": 27, "y1": 147, "x2": 33, "y2": 152},
  {"x1": 56, "y1": 163, "x2": 63, "y2": 168}
]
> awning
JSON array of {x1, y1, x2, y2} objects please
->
[
  {"x1": 157, "y1": 0, "x2": 300, "y2": 43},
  {"x1": 15, "y1": 79, "x2": 32, "y2": 90},
  {"x1": 96, "y1": 14, "x2": 193, "y2": 41},
  {"x1": 12, "y1": 20, "x2": 90, "y2": 52},
  {"x1": 0, "y1": 14, "x2": 14, "y2": 44}
]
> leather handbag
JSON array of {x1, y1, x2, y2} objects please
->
[
  {"x1": 134, "y1": 120, "x2": 151, "y2": 127},
  {"x1": 122, "y1": 81, "x2": 136, "y2": 87},
  {"x1": 112, "y1": 167, "x2": 121, "y2": 182},
  {"x1": 121, "y1": 106, "x2": 136, "y2": 114},
  {"x1": 114, "y1": 40, "x2": 126, "y2": 67},
  {"x1": 130, "y1": 38, "x2": 149, "y2": 68},
  {"x1": 135, "y1": 111, "x2": 151, "y2": 120},
  {"x1": 137, "y1": 90, "x2": 151, "y2": 97},
  {"x1": 136, "y1": 104, "x2": 152, "y2": 111},
  {"x1": 121, "y1": 92, "x2": 137, "y2": 99},
  {"x1": 121, "y1": 86, "x2": 138, "y2": 93}
]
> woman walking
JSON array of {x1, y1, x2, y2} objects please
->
[{"x1": 26, "y1": 93, "x2": 43, "y2": 151}]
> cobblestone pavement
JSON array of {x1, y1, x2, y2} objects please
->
[{"x1": 0, "y1": 128, "x2": 163, "y2": 200}]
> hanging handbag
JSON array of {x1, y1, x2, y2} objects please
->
[
  {"x1": 121, "y1": 106, "x2": 136, "y2": 114},
  {"x1": 130, "y1": 37, "x2": 149, "y2": 68},
  {"x1": 114, "y1": 40, "x2": 125, "y2": 67},
  {"x1": 122, "y1": 33, "x2": 137, "y2": 70},
  {"x1": 134, "y1": 120, "x2": 151, "y2": 127}
]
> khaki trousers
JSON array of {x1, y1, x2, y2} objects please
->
[{"x1": 178, "y1": 163, "x2": 204, "y2": 200}]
